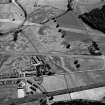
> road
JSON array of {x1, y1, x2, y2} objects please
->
[
  {"x1": 23, "y1": 21, "x2": 105, "y2": 37},
  {"x1": 1, "y1": 50, "x2": 105, "y2": 59},
  {"x1": 0, "y1": 19, "x2": 105, "y2": 37}
]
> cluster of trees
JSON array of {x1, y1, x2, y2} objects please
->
[{"x1": 79, "y1": 4, "x2": 105, "y2": 34}]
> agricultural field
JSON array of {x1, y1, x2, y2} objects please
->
[{"x1": 0, "y1": 0, "x2": 105, "y2": 105}]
